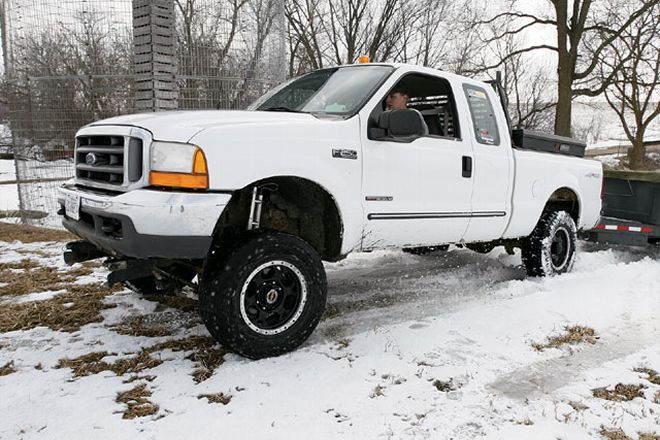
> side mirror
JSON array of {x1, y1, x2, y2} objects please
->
[{"x1": 374, "y1": 109, "x2": 428, "y2": 140}]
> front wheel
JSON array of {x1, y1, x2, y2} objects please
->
[
  {"x1": 522, "y1": 210, "x2": 577, "y2": 277},
  {"x1": 199, "y1": 232, "x2": 327, "y2": 359}
]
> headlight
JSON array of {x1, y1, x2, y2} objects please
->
[{"x1": 149, "y1": 141, "x2": 208, "y2": 189}]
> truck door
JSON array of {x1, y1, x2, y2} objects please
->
[
  {"x1": 360, "y1": 73, "x2": 475, "y2": 249},
  {"x1": 460, "y1": 84, "x2": 512, "y2": 242}
]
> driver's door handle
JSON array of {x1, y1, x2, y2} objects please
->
[{"x1": 462, "y1": 156, "x2": 473, "y2": 178}]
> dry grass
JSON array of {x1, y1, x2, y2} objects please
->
[
  {"x1": 634, "y1": 367, "x2": 660, "y2": 385},
  {"x1": 639, "y1": 434, "x2": 660, "y2": 440},
  {"x1": 146, "y1": 295, "x2": 198, "y2": 313},
  {"x1": 600, "y1": 428, "x2": 631, "y2": 440},
  {"x1": 111, "y1": 316, "x2": 172, "y2": 338},
  {"x1": 0, "y1": 223, "x2": 75, "y2": 243},
  {"x1": 146, "y1": 336, "x2": 226, "y2": 383},
  {"x1": 532, "y1": 325, "x2": 598, "y2": 351},
  {"x1": 0, "y1": 259, "x2": 41, "y2": 272},
  {"x1": 0, "y1": 283, "x2": 119, "y2": 333},
  {"x1": 592, "y1": 383, "x2": 646, "y2": 402},
  {"x1": 56, "y1": 350, "x2": 163, "y2": 377},
  {"x1": 116, "y1": 384, "x2": 159, "y2": 419},
  {"x1": 0, "y1": 262, "x2": 95, "y2": 297},
  {"x1": 198, "y1": 392, "x2": 232, "y2": 405},
  {"x1": 0, "y1": 361, "x2": 17, "y2": 376},
  {"x1": 56, "y1": 335, "x2": 226, "y2": 383},
  {"x1": 655, "y1": 390, "x2": 660, "y2": 404}
]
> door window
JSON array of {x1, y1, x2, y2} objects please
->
[{"x1": 370, "y1": 73, "x2": 461, "y2": 140}]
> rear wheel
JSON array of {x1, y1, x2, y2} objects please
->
[
  {"x1": 522, "y1": 210, "x2": 577, "y2": 277},
  {"x1": 199, "y1": 232, "x2": 327, "y2": 359}
]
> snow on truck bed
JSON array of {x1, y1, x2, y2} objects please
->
[{"x1": 0, "y1": 230, "x2": 659, "y2": 440}]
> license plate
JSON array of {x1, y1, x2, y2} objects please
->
[{"x1": 65, "y1": 192, "x2": 80, "y2": 221}]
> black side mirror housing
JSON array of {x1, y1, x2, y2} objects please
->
[{"x1": 370, "y1": 109, "x2": 428, "y2": 141}]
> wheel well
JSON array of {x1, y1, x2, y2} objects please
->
[
  {"x1": 211, "y1": 177, "x2": 344, "y2": 261},
  {"x1": 544, "y1": 187, "x2": 580, "y2": 223}
]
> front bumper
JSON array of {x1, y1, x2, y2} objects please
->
[{"x1": 58, "y1": 184, "x2": 232, "y2": 259}]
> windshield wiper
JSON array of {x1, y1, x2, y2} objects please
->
[{"x1": 260, "y1": 106, "x2": 305, "y2": 113}]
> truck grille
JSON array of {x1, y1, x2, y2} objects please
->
[{"x1": 75, "y1": 135, "x2": 143, "y2": 187}]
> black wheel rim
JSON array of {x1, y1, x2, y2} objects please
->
[
  {"x1": 550, "y1": 227, "x2": 571, "y2": 270},
  {"x1": 240, "y1": 261, "x2": 307, "y2": 335}
]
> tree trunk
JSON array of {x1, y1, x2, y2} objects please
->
[
  {"x1": 554, "y1": 68, "x2": 573, "y2": 137},
  {"x1": 628, "y1": 136, "x2": 646, "y2": 169}
]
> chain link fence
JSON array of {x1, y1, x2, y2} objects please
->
[{"x1": 2, "y1": 0, "x2": 285, "y2": 227}]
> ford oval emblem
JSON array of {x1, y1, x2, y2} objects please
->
[{"x1": 85, "y1": 152, "x2": 97, "y2": 165}]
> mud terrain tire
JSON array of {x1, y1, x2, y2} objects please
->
[
  {"x1": 199, "y1": 232, "x2": 327, "y2": 359},
  {"x1": 522, "y1": 210, "x2": 577, "y2": 277}
]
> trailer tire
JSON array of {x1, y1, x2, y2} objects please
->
[
  {"x1": 522, "y1": 210, "x2": 577, "y2": 277},
  {"x1": 199, "y1": 232, "x2": 327, "y2": 359}
]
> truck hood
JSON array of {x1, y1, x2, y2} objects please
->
[{"x1": 87, "y1": 110, "x2": 320, "y2": 142}]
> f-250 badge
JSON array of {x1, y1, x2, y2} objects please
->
[{"x1": 332, "y1": 149, "x2": 358, "y2": 160}]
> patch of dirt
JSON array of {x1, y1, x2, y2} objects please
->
[
  {"x1": 0, "y1": 223, "x2": 75, "y2": 243},
  {"x1": 655, "y1": 390, "x2": 660, "y2": 404},
  {"x1": 639, "y1": 433, "x2": 660, "y2": 440},
  {"x1": 634, "y1": 367, "x2": 660, "y2": 385},
  {"x1": 116, "y1": 384, "x2": 159, "y2": 419},
  {"x1": 592, "y1": 383, "x2": 646, "y2": 402},
  {"x1": 0, "y1": 283, "x2": 119, "y2": 333},
  {"x1": 111, "y1": 315, "x2": 172, "y2": 338},
  {"x1": 322, "y1": 305, "x2": 341, "y2": 320},
  {"x1": 532, "y1": 325, "x2": 598, "y2": 351},
  {"x1": 370, "y1": 384, "x2": 385, "y2": 398},
  {"x1": 0, "y1": 262, "x2": 95, "y2": 297},
  {"x1": 432, "y1": 379, "x2": 455, "y2": 392},
  {"x1": 0, "y1": 361, "x2": 17, "y2": 376},
  {"x1": 600, "y1": 428, "x2": 632, "y2": 440},
  {"x1": 198, "y1": 392, "x2": 232, "y2": 405},
  {"x1": 146, "y1": 295, "x2": 198, "y2": 313},
  {"x1": 56, "y1": 350, "x2": 163, "y2": 378}
]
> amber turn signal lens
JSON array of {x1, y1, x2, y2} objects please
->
[
  {"x1": 192, "y1": 148, "x2": 208, "y2": 174},
  {"x1": 149, "y1": 171, "x2": 208, "y2": 189}
]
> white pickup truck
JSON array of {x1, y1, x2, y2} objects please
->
[{"x1": 59, "y1": 63, "x2": 602, "y2": 358}]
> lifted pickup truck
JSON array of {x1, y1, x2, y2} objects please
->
[{"x1": 58, "y1": 63, "x2": 602, "y2": 358}]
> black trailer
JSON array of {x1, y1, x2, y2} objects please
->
[{"x1": 583, "y1": 170, "x2": 660, "y2": 246}]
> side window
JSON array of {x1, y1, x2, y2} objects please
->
[
  {"x1": 372, "y1": 73, "x2": 461, "y2": 139},
  {"x1": 463, "y1": 85, "x2": 500, "y2": 146}
]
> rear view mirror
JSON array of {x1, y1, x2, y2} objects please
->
[{"x1": 374, "y1": 109, "x2": 428, "y2": 140}]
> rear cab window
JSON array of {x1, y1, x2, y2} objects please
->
[{"x1": 463, "y1": 85, "x2": 500, "y2": 146}]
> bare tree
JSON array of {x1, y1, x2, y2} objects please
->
[
  {"x1": 232, "y1": 0, "x2": 278, "y2": 107},
  {"x1": 476, "y1": 0, "x2": 659, "y2": 137},
  {"x1": 285, "y1": 0, "x2": 326, "y2": 73},
  {"x1": 601, "y1": 3, "x2": 660, "y2": 169}
]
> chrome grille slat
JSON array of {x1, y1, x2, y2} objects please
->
[
  {"x1": 77, "y1": 146, "x2": 123, "y2": 154},
  {"x1": 76, "y1": 164, "x2": 123, "y2": 173}
]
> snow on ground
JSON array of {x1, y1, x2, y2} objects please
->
[{"x1": 0, "y1": 234, "x2": 659, "y2": 440}]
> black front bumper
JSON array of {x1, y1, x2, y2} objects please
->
[{"x1": 60, "y1": 205, "x2": 212, "y2": 260}]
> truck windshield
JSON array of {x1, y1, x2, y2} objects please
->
[{"x1": 248, "y1": 65, "x2": 393, "y2": 116}]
